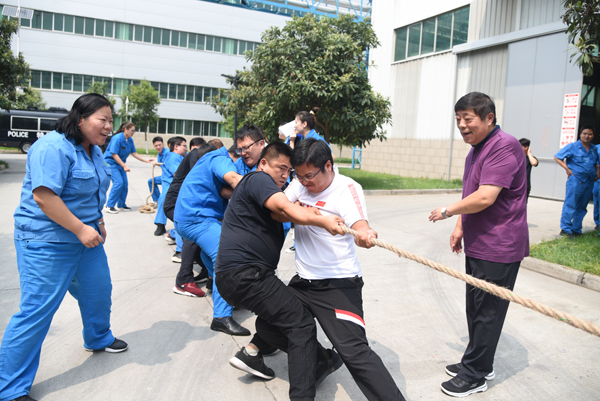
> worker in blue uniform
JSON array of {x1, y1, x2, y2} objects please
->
[
  {"x1": 104, "y1": 122, "x2": 153, "y2": 214},
  {"x1": 148, "y1": 136, "x2": 170, "y2": 203},
  {"x1": 154, "y1": 137, "x2": 187, "y2": 236},
  {"x1": 174, "y1": 145, "x2": 249, "y2": 336},
  {"x1": 0, "y1": 94, "x2": 127, "y2": 401},
  {"x1": 594, "y1": 143, "x2": 600, "y2": 232},
  {"x1": 554, "y1": 125, "x2": 600, "y2": 236}
]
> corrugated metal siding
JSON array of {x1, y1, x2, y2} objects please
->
[
  {"x1": 520, "y1": 0, "x2": 562, "y2": 29},
  {"x1": 470, "y1": 0, "x2": 518, "y2": 40}
]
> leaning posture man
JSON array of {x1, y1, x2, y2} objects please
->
[
  {"x1": 430, "y1": 92, "x2": 528, "y2": 397},
  {"x1": 216, "y1": 142, "x2": 345, "y2": 401}
]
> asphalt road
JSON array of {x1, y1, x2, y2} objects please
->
[{"x1": 0, "y1": 151, "x2": 599, "y2": 401}]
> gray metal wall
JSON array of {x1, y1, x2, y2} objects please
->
[{"x1": 503, "y1": 32, "x2": 582, "y2": 200}]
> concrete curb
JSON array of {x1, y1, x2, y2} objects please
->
[
  {"x1": 521, "y1": 256, "x2": 600, "y2": 293},
  {"x1": 364, "y1": 188, "x2": 462, "y2": 196}
]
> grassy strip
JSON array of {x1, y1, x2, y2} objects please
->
[
  {"x1": 530, "y1": 231, "x2": 600, "y2": 276},
  {"x1": 336, "y1": 157, "x2": 358, "y2": 164},
  {"x1": 338, "y1": 168, "x2": 462, "y2": 190},
  {"x1": 136, "y1": 147, "x2": 159, "y2": 156},
  {"x1": 0, "y1": 160, "x2": 8, "y2": 169},
  {"x1": 0, "y1": 147, "x2": 20, "y2": 152}
]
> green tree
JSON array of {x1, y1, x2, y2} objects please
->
[
  {"x1": 0, "y1": 18, "x2": 30, "y2": 110},
  {"x1": 119, "y1": 80, "x2": 160, "y2": 132},
  {"x1": 87, "y1": 81, "x2": 116, "y2": 105},
  {"x1": 562, "y1": 0, "x2": 600, "y2": 76},
  {"x1": 13, "y1": 86, "x2": 46, "y2": 109},
  {"x1": 211, "y1": 14, "x2": 392, "y2": 148}
]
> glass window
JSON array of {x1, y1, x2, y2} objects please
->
[
  {"x1": 105, "y1": 78, "x2": 113, "y2": 94},
  {"x1": 238, "y1": 41, "x2": 246, "y2": 55},
  {"x1": 205, "y1": 35, "x2": 213, "y2": 51},
  {"x1": 452, "y1": 7, "x2": 469, "y2": 46},
  {"x1": 176, "y1": 120, "x2": 184, "y2": 134},
  {"x1": 162, "y1": 29, "x2": 170, "y2": 45},
  {"x1": 75, "y1": 16, "x2": 84, "y2": 34},
  {"x1": 113, "y1": 116, "x2": 121, "y2": 130},
  {"x1": 168, "y1": 84, "x2": 177, "y2": 100},
  {"x1": 41, "y1": 71, "x2": 52, "y2": 89},
  {"x1": 21, "y1": 18, "x2": 31, "y2": 28},
  {"x1": 152, "y1": 28, "x2": 161, "y2": 44},
  {"x1": 73, "y1": 75, "x2": 83, "y2": 92},
  {"x1": 151, "y1": 82, "x2": 160, "y2": 92},
  {"x1": 53, "y1": 14, "x2": 64, "y2": 31},
  {"x1": 188, "y1": 33, "x2": 197, "y2": 49},
  {"x1": 113, "y1": 79, "x2": 123, "y2": 95},
  {"x1": 115, "y1": 23, "x2": 123, "y2": 40},
  {"x1": 31, "y1": 70, "x2": 41, "y2": 88},
  {"x1": 167, "y1": 119, "x2": 176, "y2": 134},
  {"x1": 84, "y1": 18, "x2": 94, "y2": 36},
  {"x1": 96, "y1": 19, "x2": 105, "y2": 37},
  {"x1": 213, "y1": 37, "x2": 221, "y2": 52},
  {"x1": 209, "y1": 122, "x2": 218, "y2": 136},
  {"x1": 53, "y1": 73, "x2": 62, "y2": 90},
  {"x1": 203, "y1": 87, "x2": 211, "y2": 102},
  {"x1": 177, "y1": 85, "x2": 185, "y2": 100},
  {"x1": 193, "y1": 120, "x2": 202, "y2": 135},
  {"x1": 158, "y1": 119, "x2": 167, "y2": 133},
  {"x1": 105, "y1": 21, "x2": 113, "y2": 38},
  {"x1": 40, "y1": 118, "x2": 57, "y2": 131},
  {"x1": 143, "y1": 26, "x2": 151, "y2": 43},
  {"x1": 64, "y1": 15, "x2": 74, "y2": 33},
  {"x1": 180, "y1": 32, "x2": 187, "y2": 48},
  {"x1": 32, "y1": 11, "x2": 42, "y2": 29},
  {"x1": 126, "y1": 24, "x2": 134, "y2": 41},
  {"x1": 185, "y1": 120, "x2": 193, "y2": 135},
  {"x1": 134, "y1": 25, "x2": 143, "y2": 41},
  {"x1": 195, "y1": 87, "x2": 203, "y2": 102},
  {"x1": 159, "y1": 83, "x2": 168, "y2": 99},
  {"x1": 197, "y1": 34, "x2": 205, "y2": 51},
  {"x1": 115, "y1": 23, "x2": 132, "y2": 40},
  {"x1": 171, "y1": 31, "x2": 179, "y2": 47},
  {"x1": 42, "y1": 12, "x2": 53, "y2": 31},
  {"x1": 394, "y1": 27, "x2": 407, "y2": 62},
  {"x1": 63, "y1": 74, "x2": 72, "y2": 91},
  {"x1": 185, "y1": 86, "x2": 194, "y2": 102},
  {"x1": 436, "y1": 12, "x2": 452, "y2": 51},
  {"x1": 12, "y1": 117, "x2": 38, "y2": 131},
  {"x1": 83, "y1": 76, "x2": 93, "y2": 92},
  {"x1": 407, "y1": 23, "x2": 421, "y2": 58},
  {"x1": 222, "y1": 38, "x2": 236, "y2": 54},
  {"x1": 421, "y1": 19, "x2": 435, "y2": 55}
]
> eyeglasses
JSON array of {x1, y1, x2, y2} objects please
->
[
  {"x1": 295, "y1": 166, "x2": 324, "y2": 182},
  {"x1": 235, "y1": 138, "x2": 262, "y2": 156}
]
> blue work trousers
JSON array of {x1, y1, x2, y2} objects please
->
[
  {"x1": 147, "y1": 176, "x2": 162, "y2": 203},
  {"x1": 0, "y1": 240, "x2": 114, "y2": 401},
  {"x1": 169, "y1": 228, "x2": 183, "y2": 253},
  {"x1": 593, "y1": 180, "x2": 599, "y2": 227},
  {"x1": 154, "y1": 181, "x2": 170, "y2": 226},
  {"x1": 176, "y1": 220, "x2": 233, "y2": 318},
  {"x1": 560, "y1": 175, "x2": 593, "y2": 234},
  {"x1": 107, "y1": 165, "x2": 128, "y2": 208}
]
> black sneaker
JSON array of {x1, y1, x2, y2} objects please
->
[
  {"x1": 118, "y1": 206, "x2": 132, "y2": 211},
  {"x1": 194, "y1": 269, "x2": 209, "y2": 283},
  {"x1": 172, "y1": 252, "x2": 182, "y2": 263},
  {"x1": 154, "y1": 223, "x2": 167, "y2": 236},
  {"x1": 106, "y1": 207, "x2": 118, "y2": 214},
  {"x1": 229, "y1": 347, "x2": 275, "y2": 380},
  {"x1": 573, "y1": 232, "x2": 583, "y2": 237},
  {"x1": 595, "y1": 225, "x2": 599, "y2": 231},
  {"x1": 445, "y1": 363, "x2": 495, "y2": 380},
  {"x1": 206, "y1": 277, "x2": 213, "y2": 291},
  {"x1": 85, "y1": 338, "x2": 128, "y2": 353},
  {"x1": 559, "y1": 229, "x2": 574, "y2": 237},
  {"x1": 441, "y1": 376, "x2": 487, "y2": 397},
  {"x1": 11, "y1": 396, "x2": 38, "y2": 401},
  {"x1": 316, "y1": 347, "x2": 343, "y2": 386}
]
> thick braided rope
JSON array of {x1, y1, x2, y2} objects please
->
[
  {"x1": 138, "y1": 163, "x2": 162, "y2": 214},
  {"x1": 341, "y1": 225, "x2": 600, "y2": 337}
]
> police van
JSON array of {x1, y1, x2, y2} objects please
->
[{"x1": 0, "y1": 108, "x2": 69, "y2": 154}]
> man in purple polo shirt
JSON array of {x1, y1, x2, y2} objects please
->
[{"x1": 429, "y1": 92, "x2": 528, "y2": 398}]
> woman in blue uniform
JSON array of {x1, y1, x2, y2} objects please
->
[
  {"x1": 0, "y1": 94, "x2": 128, "y2": 401},
  {"x1": 104, "y1": 122, "x2": 154, "y2": 213}
]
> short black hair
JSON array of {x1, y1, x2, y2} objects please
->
[
  {"x1": 197, "y1": 142, "x2": 218, "y2": 159},
  {"x1": 259, "y1": 142, "x2": 292, "y2": 164},
  {"x1": 290, "y1": 138, "x2": 333, "y2": 168},
  {"x1": 234, "y1": 124, "x2": 264, "y2": 144},
  {"x1": 455, "y1": 92, "x2": 497, "y2": 125},
  {"x1": 55, "y1": 93, "x2": 114, "y2": 145},
  {"x1": 580, "y1": 125, "x2": 595, "y2": 135},
  {"x1": 169, "y1": 136, "x2": 186, "y2": 152},
  {"x1": 190, "y1": 137, "x2": 206, "y2": 148},
  {"x1": 519, "y1": 138, "x2": 531, "y2": 147},
  {"x1": 152, "y1": 136, "x2": 163, "y2": 144}
]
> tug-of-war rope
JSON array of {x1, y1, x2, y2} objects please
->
[
  {"x1": 138, "y1": 163, "x2": 162, "y2": 214},
  {"x1": 340, "y1": 225, "x2": 600, "y2": 338}
]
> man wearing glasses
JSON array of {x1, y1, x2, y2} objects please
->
[{"x1": 234, "y1": 125, "x2": 266, "y2": 175}]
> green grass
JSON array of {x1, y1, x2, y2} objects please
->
[
  {"x1": 336, "y1": 157, "x2": 358, "y2": 164},
  {"x1": 530, "y1": 232, "x2": 600, "y2": 276},
  {"x1": 0, "y1": 160, "x2": 8, "y2": 169},
  {"x1": 0, "y1": 146, "x2": 20, "y2": 152},
  {"x1": 338, "y1": 168, "x2": 463, "y2": 190},
  {"x1": 136, "y1": 147, "x2": 159, "y2": 156}
]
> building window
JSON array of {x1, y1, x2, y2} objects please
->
[{"x1": 394, "y1": 6, "x2": 469, "y2": 62}]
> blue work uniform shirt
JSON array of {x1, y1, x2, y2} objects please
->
[
  {"x1": 157, "y1": 147, "x2": 170, "y2": 163},
  {"x1": 104, "y1": 132, "x2": 136, "y2": 165},
  {"x1": 174, "y1": 147, "x2": 236, "y2": 223},
  {"x1": 554, "y1": 140, "x2": 599, "y2": 182},
  {"x1": 14, "y1": 131, "x2": 110, "y2": 242},
  {"x1": 161, "y1": 151, "x2": 184, "y2": 186},
  {"x1": 235, "y1": 157, "x2": 257, "y2": 175}
]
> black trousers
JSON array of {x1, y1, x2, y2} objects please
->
[
  {"x1": 216, "y1": 265, "x2": 318, "y2": 401},
  {"x1": 258, "y1": 275, "x2": 404, "y2": 401},
  {"x1": 175, "y1": 238, "x2": 205, "y2": 285},
  {"x1": 459, "y1": 256, "x2": 520, "y2": 383}
]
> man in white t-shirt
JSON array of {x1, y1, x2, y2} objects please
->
[{"x1": 258, "y1": 138, "x2": 405, "y2": 401}]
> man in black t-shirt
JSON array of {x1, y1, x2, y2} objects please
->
[
  {"x1": 215, "y1": 142, "x2": 344, "y2": 401},
  {"x1": 519, "y1": 138, "x2": 538, "y2": 202}
]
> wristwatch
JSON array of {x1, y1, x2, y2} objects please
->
[{"x1": 441, "y1": 206, "x2": 452, "y2": 218}]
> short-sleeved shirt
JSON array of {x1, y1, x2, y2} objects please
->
[
  {"x1": 14, "y1": 131, "x2": 110, "y2": 242},
  {"x1": 104, "y1": 132, "x2": 136, "y2": 166},
  {"x1": 174, "y1": 146, "x2": 235, "y2": 223},
  {"x1": 525, "y1": 155, "x2": 537, "y2": 191},
  {"x1": 554, "y1": 140, "x2": 599, "y2": 182},
  {"x1": 160, "y1": 151, "x2": 183, "y2": 186},
  {"x1": 215, "y1": 171, "x2": 284, "y2": 273},
  {"x1": 157, "y1": 147, "x2": 170, "y2": 163},
  {"x1": 462, "y1": 126, "x2": 529, "y2": 263},
  {"x1": 163, "y1": 148, "x2": 200, "y2": 219},
  {"x1": 285, "y1": 172, "x2": 367, "y2": 279},
  {"x1": 235, "y1": 157, "x2": 257, "y2": 175}
]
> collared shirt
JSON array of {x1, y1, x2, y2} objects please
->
[
  {"x1": 160, "y1": 151, "x2": 183, "y2": 186},
  {"x1": 234, "y1": 156, "x2": 257, "y2": 175},
  {"x1": 305, "y1": 129, "x2": 331, "y2": 149},
  {"x1": 554, "y1": 140, "x2": 599, "y2": 182},
  {"x1": 157, "y1": 147, "x2": 170, "y2": 164},
  {"x1": 174, "y1": 146, "x2": 236, "y2": 222},
  {"x1": 14, "y1": 131, "x2": 110, "y2": 242},
  {"x1": 104, "y1": 132, "x2": 136, "y2": 166}
]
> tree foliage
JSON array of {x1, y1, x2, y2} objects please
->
[
  {"x1": 211, "y1": 14, "x2": 391, "y2": 148},
  {"x1": 87, "y1": 81, "x2": 116, "y2": 106},
  {"x1": 13, "y1": 86, "x2": 46, "y2": 110},
  {"x1": 0, "y1": 18, "x2": 30, "y2": 111},
  {"x1": 562, "y1": 0, "x2": 600, "y2": 76},
  {"x1": 119, "y1": 80, "x2": 160, "y2": 132}
]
